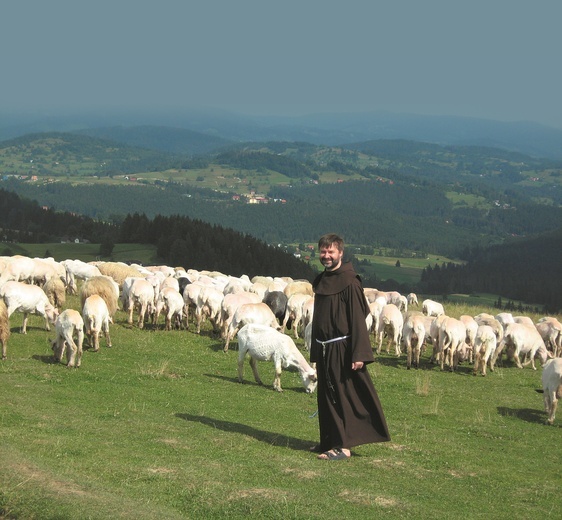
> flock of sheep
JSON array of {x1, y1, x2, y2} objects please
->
[{"x1": 0, "y1": 255, "x2": 561, "y2": 424}]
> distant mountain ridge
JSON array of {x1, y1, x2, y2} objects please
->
[{"x1": 1, "y1": 108, "x2": 561, "y2": 159}]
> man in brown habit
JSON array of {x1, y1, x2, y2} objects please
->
[{"x1": 310, "y1": 233, "x2": 390, "y2": 460}]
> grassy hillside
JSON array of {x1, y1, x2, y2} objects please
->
[{"x1": 0, "y1": 292, "x2": 560, "y2": 519}]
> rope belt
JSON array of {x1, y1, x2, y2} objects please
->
[
  {"x1": 315, "y1": 335, "x2": 349, "y2": 347},
  {"x1": 315, "y1": 335, "x2": 349, "y2": 405}
]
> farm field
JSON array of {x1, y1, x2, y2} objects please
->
[{"x1": 0, "y1": 292, "x2": 560, "y2": 519}]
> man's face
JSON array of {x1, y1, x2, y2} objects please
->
[{"x1": 319, "y1": 243, "x2": 343, "y2": 271}]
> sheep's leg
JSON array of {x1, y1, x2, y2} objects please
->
[
  {"x1": 66, "y1": 340, "x2": 77, "y2": 368},
  {"x1": 75, "y1": 330, "x2": 84, "y2": 367},
  {"x1": 406, "y1": 342, "x2": 412, "y2": 369},
  {"x1": 103, "y1": 323, "x2": 112, "y2": 348},
  {"x1": 237, "y1": 354, "x2": 246, "y2": 383},
  {"x1": 547, "y1": 394, "x2": 557, "y2": 425},
  {"x1": 272, "y1": 362, "x2": 283, "y2": 392},
  {"x1": 21, "y1": 313, "x2": 29, "y2": 334},
  {"x1": 249, "y1": 357, "x2": 263, "y2": 386},
  {"x1": 1, "y1": 339, "x2": 6, "y2": 360}
]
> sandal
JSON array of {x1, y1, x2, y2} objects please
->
[{"x1": 317, "y1": 448, "x2": 350, "y2": 461}]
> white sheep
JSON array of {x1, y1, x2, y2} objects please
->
[
  {"x1": 224, "y1": 302, "x2": 280, "y2": 352},
  {"x1": 194, "y1": 285, "x2": 225, "y2": 334},
  {"x1": 0, "y1": 281, "x2": 59, "y2": 334},
  {"x1": 536, "y1": 317, "x2": 562, "y2": 357},
  {"x1": 407, "y1": 293, "x2": 419, "y2": 307},
  {"x1": 237, "y1": 323, "x2": 317, "y2": 393},
  {"x1": 541, "y1": 358, "x2": 562, "y2": 425},
  {"x1": 498, "y1": 322, "x2": 549, "y2": 370},
  {"x1": 282, "y1": 293, "x2": 313, "y2": 339},
  {"x1": 126, "y1": 278, "x2": 155, "y2": 328},
  {"x1": 154, "y1": 287, "x2": 185, "y2": 330},
  {"x1": 220, "y1": 292, "x2": 262, "y2": 339},
  {"x1": 51, "y1": 309, "x2": 85, "y2": 368},
  {"x1": 376, "y1": 303, "x2": 403, "y2": 356},
  {"x1": 473, "y1": 325, "x2": 497, "y2": 376},
  {"x1": 437, "y1": 316, "x2": 466, "y2": 371},
  {"x1": 82, "y1": 294, "x2": 112, "y2": 352},
  {"x1": 402, "y1": 312, "x2": 426, "y2": 369},
  {"x1": 422, "y1": 299, "x2": 445, "y2": 317},
  {"x1": 61, "y1": 259, "x2": 102, "y2": 294}
]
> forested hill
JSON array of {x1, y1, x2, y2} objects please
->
[{"x1": 0, "y1": 188, "x2": 315, "y2": 281}]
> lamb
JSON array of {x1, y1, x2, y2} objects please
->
[
  {"x1": 422, "y1": 299, "x2": 445, "y2": 317},
  {"x1": 51, "y1": 309, "x2": 85, "y2": 368},
  {"x1": 376, "y1": 303, "x2": 403, "y2": 356},
  {"x1": 541, "y1": 358, "x2": 562, "y2": 425},
  {"x1": 0, "y1": 255, "x2": 35, "y2": 285},
  {"x1": 82, "y1": 294, "x2": 112, "y2": 352},
  {"x1": 237, "y1": 323, "x2": 317, "y2": 393},
  {"x1": 0, "y1": 281, "x2": 59, "y2": 334},
  {"x1": 473, "y1": 325, "x2": 497, "y2": 376},
  {"x1": 224, "y1": 302, "x2": 280, "y2": 352},
  {"x1": 0, "y1": 299, "x2": 10, "y2": 360}
]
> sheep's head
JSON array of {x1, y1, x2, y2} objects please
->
[{"x1": 300, "y1": 369, "x2": 318, "y2": 394}]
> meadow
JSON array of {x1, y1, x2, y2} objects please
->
[{"x1": 1, "y1": 291, "x2": 560, "y2": 519}]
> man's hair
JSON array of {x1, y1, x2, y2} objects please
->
[{"x1": 318, "y1": 233, "x2": 344, "y2": 252}]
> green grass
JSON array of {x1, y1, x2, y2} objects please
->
[{"x1": 1, "y1": 293, "x2": 561, "y2": 519}]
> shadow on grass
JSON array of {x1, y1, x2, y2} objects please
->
[
  {"x1": 175, "y1": 412, "x2": 314, "y2": 451},
  {"x1": 204, "y1": 372, "x2": 312, "y2": 394},
  {"x1": 497, "y1": 406, "x2": 560, "y2": 427}
]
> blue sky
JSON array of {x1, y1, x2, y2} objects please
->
[{"x1": 2, "y1": 0, "x2": 561, "y2": 128}]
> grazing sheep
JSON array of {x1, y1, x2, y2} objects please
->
[
  {"x1": 402, "y1": 312, "x2": 426, "y2": 369},
  {"x1": 473, "y1": 325, "x2": 497, "y2": 376},
  {"x1": 536, "y1": 317, "x2": 562, "y2": 357},
  {"x1": 422, "y1": 299, "x2": 445, "y2": 317},
  {"x1": 221, "y1": 292, "x2": 262, "y2": 339},
  {"x1": 80, "y1": 276, "x2": 119, "y2": 318},
  {"x1": 282, "y1": 293, "x2": 313, "y2": 339},
  {"x1": 61, "y1": 259, "x2": 102, "y2": 294},
  {"x1": 82, "y1": 294, "x2": 112, "y2": 352},
  {"x1": 262, "y1": 290, "x2": 288, "y2": 327},
  {"x1": 51, "y1": 309, "x2": 85, "y2": 368},
  {"x1": 0, "y1": 300, "x2": 10, "y2": 360},
  {"x1": 126, "y1": 278, "x2": 156, "y2": 328},
  {"x1": 154, "y1": 287, "x2": 185, "y2": 330},
  {"x1": 237, "y1": 323, "x2": 317, "y2": 393},
  {"x1": 42, "y1": 277, "x2": 66, "y2": 310},
  {"x1": 224, "y1": 302, "x2": 280, "y2": 352},
  {"x1": 0, "y1": 281, "x2": 59, "y2": 334},
  {"x1": 497, "y1": 322, "x2": 549, "y2": 370},
  {"x1": 541, "y1": 358, "x2": 562, "y2": 425},
  {"x1": 95, "y1": 261, "x2": 144, "y2": 287},
  {"x1": 194, "y1": 285, "x2": 224, "y2": 334},
  {"x1": 437, "y1": 317, "x2": 466, "y2": 371},
  {"x1": 376, "y1": 303, "x2": 403, "y2": 356},
  {"x1": 407, "y1": 293, "x2": 419, "y2": 306},
  {"x1": 283, "y1": 280, "x2": 313, "y2": 299}
]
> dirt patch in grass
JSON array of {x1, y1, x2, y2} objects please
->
[{"x1": 339, "y1": 489, "x2": 399, "y2": 508}]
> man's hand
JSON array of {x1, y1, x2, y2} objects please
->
[{"x1": 351, "y1": 361, "x2": 364, "y2": 371}]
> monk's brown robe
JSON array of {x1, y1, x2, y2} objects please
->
[{"x1": 311, "y1": 261, "x2": 390, "y2": 451}]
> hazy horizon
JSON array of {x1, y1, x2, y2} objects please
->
[{"x1": 2, "y1": 1, "x2": 562, "y2": 129}]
